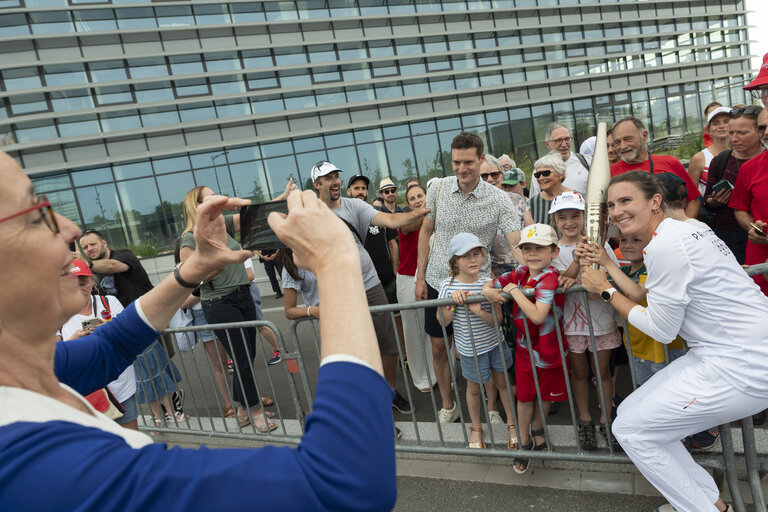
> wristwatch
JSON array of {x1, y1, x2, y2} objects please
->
[
  {"x1": 600, "y1": 287, "x2": 618, "y2": 303},
  {"x1": 173, "y1": 261, "x2": 205, "y2": 289}
]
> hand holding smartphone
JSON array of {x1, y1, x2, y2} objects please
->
[
  {"x1": 239, "y1": 201, "x2": 288, "y2": 251},
  {"x1": 750, "y1": 222, "x2": 766, "y2": 237}
]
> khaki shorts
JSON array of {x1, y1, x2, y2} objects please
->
[{"x1": 366, "y1": 283, "x2": 398, "y2": 354}]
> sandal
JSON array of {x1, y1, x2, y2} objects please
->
[
  {"x1": 578, "y1": 421, "x2": 598, "y2": 452},
  {"x1": 223, "y1": 405, "x2": 235, "y2": 418},
  {"x1": 150, "y1": 418, "x2": 163, "y2": 436},
  {"x1": 164, "y1": 411, "x2": 188, "y2": 423},
  {"x1": 261, "y1": 396, "x2": 275, "y2": 407},
  {"x1": 237, "y1": 411, "x2": 276, "y2": 428},
  {"x1": 468, "y1": 426, "x2": 486, "y2": 449},
  {"x1": 531, "y1": 427, "x2": 547, "y2": 451},
  {"x1": 512, "y1": 439, "x2": 534, "y2": 474},
  {"x1": 507, "y1": 424, "x2": 518, "y2": 450}
]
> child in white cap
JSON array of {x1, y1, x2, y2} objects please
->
[{"x1": 436, "y1": 233, "x2": 515, "y2": 452}]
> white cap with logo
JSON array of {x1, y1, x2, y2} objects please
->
[
  {"x1": 311, "y1": 161, "x2": 343, "y2": 181},
  {"x1": 517, "y1": 224, "x2": 559, "y2": 247}
]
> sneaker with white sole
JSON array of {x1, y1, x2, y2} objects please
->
[
  {"x1": 438, "y1": 402, "x2": 459, "y2": 423},
  {"x1": 268, "y1": 350, "x2": 282, "y2": 365},
  {"x1": 488, "y1": 410, "x2": 504, "y2": 424}
]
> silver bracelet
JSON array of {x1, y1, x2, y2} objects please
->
[{"x1": 307, "y1": 306, "x2": 312, "y2": 317}]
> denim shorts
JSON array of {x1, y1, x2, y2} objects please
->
[
  {"x1": 191, "y1": 307, "x2": 215, "y2": 343},
  {"x1": 115, "y1": 394, "x2": 138, "y2": 425},
  {"x1": 460, "y1": 342, "x2": 513, "y2": 384}
]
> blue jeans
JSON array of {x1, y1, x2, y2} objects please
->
[
  {"x1": 630, "y1": 349, "x2": 686, "y2": 387},
  {"x1": 202, "y1": 286, "x2": 261, "y2": 410}
]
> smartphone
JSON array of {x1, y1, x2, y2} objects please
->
[
  {"x1": 750, "y1": 222, "x2": 766, "y2": 237},
  {"x1": 711, "y1": 179, "x2": 733, "y2": 194},
  {"x1": 81, "y1": 318, "x2": 101, "y2": 333},
  {"x1": 239, "y1": 201, "x2": 288, "y2": 251}
]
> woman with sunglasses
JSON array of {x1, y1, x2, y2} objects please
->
[
  {"x1": 526, "y1": 153, "x2": 571, "y2": 227},
  {"x1": 0, "y1": 152, "x2": 397, "y2": 511}
]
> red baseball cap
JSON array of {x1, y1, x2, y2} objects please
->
[
  {"x1": 745, "y1": 53, "x2": 768, "y2": 90},
  {"x1": 70, "y1": 259, "x2": 92, "y2": 277}
]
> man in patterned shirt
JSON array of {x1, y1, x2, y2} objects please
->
[{"x1": 415, "y1": 132, "x2": 522, "y2": 423}]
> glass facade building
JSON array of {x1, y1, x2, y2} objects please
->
[{"x1": 0, "y1": 0, "x2": 754, "y2": 252}]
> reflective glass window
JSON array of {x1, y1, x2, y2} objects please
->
[
  {"x1": 313, "y1": 66, "x2": 341, "y2": 83},
  {"x1": 375, "y1": 83, "x2": 402, "y2": 99},
  {"x1": 403, "y1": 81, "x2": 429, "y2": 96},
  {"x1": 205, "y1": 52, "x2": 242, "y2": 72},
  {"x1": 308, "y1": 44, "x2": 337, "y2": 63},
  {"x1": 396, "y1": 38, "x2": 422, "y2": 56},
  {"x1": 44, "y1": 64, "x2": 87, "y2": 86},
  {"x1": 278, "y1": 70, "x2": 311, "y2": 87},
  {"x1": 14, "y1": 122, "x2": 58, "y2": 143},
  {"x1": 400, "y1": 61, "x2": 426, "y2": 76},
  {"x1": 455, "y1": 76, "x2": 479, "y2": 89},
  {"x1": 224, "y1": 147, "x2": 260, "y2": 164},
  {"x1": 29, "y1": 11, "x2": 74, "y2": 34},
  {"x1": 346, "y1": 87, "x2": 375, "y2": 103},
  {"x1": 230, "y1": 161, "x2": 270, "y2": 202},
  {"x1": 230, "y1": 3, "x2": 265, "y2": 23},
  {"x1": 427, "y1": 58, "x2": 451, "y2": 72},
  {"x1": 128, "y1": 58, "x2": 169, "y2": 79},
  {"x1": 51, "y1": 89, "x2": 93, "y2": 112},
  {"x1": 189, "y1": 150, "x2": 222, "y2": 170},
  {"x1": 284, "y1": 93, "x2": 316, "y2": 110},
  {"x1": 179, "y1": 103, "x2": 215, "y2": 123},
  {"x1": 32, "y1": 175, "x2": 70, "y2": 195},
  {"x1": 247, "y1": 72, "x2": 279, "y2": 89},
  {"x1": 194, "y1": 167, "x2": 232, "y2": 196},
  {"x1": 113, "y1": 161, "x2": 151, "y2": 180},
  {"x1": 175, "y1": 78, "x2": 210, "y2": 97},
  {"x1": 194, "y1": 4, "x2": 231, "y2": 25},
  {"x1": 293, "y1": 135, "x2": 324, "y2": 153},
  {"x1": 316, "y1": 89, "x2": 346, "y2": 106},
  {"x1": 155, "y1": 172, "x2": 195, "y2": 238},
  {"x1": 274, "y1": 47, "x2": 307, "y2": 66},
  {"x1": 388, "y1": 0, "x2": 415, "y2": 14},
  {"x1": 567, "y1": 45, "x2": 586, "y2": 58},
  {"x1": 503, "y1": 69, "x2": 524, "y2": 84},
  {"x1": 95, "y1": 85, "x2": 133, "y2": 105},
  {"x1": 477, "y1": 51, "x2": 499, "y2": 67},
  {"x1": 479, "y1": 72, "x2": 503, "y2": 87},
  {"x1": 89, "y1": 61, "x2": 128, "y2": 82},
  {"x1": 452, "y1": 55, "x2": 476, "y2": 70},
  {"x1": 357, "y1": 142, "x2": 389, "y2": 178},
  {"x1": 526, "y1": 66, "x2": 546, "y2": 81},
  {"x1": 72, "y1": 167, "x2": 112, "y2": 187},
  {"x1": 326, "y1": 146, "x2": 358, "y2": 176},
  {"x1": 297, "y1": 1, "x2": 330, "y2": 19},
  {"x1": 211, "y1": 76, "x2": 246, "y2": 95},
  {"x1": 385, "y1": 137, "x2": 417, "y2": 186},
  {"x1": 0, "y1": 13, "x2": 29, "y2": 36},
  {"x1": 520, "y1": 29, "x2": 540, "y2": 45},
  {"x1": 100, "y1": 111, "x2": 142, "y2": 132},
  {"x1": 2, "y1": 67, "x2": 42, "y2": 91},
  {"x1": 262, "y1": 140, "x2": 293, "y2": 158},
  {"x1": 411, "y1": 132, "x2": 443, "y2": 179},
  {"x1": 250, "y1": 96, "x2": 284, "y2": 114},
  {"x1": 359, "y1": 0, "x2": 387, "y2": 16},
  {"x1": 76, "y1": 183, "x2": 129, "y2": 247},
  {"x1": 242, "y1": 50, "x2": 273, "y2": 70},
  {"x1": 500, "y1": 51, "x2": 523, "y2": 65},
  {"x1": 58, "y1": 115, "x2": 101, "y2": 137},
  {"x1": 73, "y1": 9, "x2": 116, "y2": 31},
  {"x1": 170, "y1": 55, "x2": 204, "y2": 76},
  {"x1": 265, "y1": 1, "x2": 299, "y2": 21},
  {"x1": 430, "y1": 77, "x2": 455, "y2": 92},
  {"x1": 116, "y1": 178, "x2": 167, "y2": 248},
  {"x1": 153, "y1": 155, "x2": 191, "y2": 175},
  {"x1": 415, "y1": 1, "x2": 442, "y2": 12},
  {"x1": 372, "y1": 63, "x2": 398, "y2": 77},
  {"x1": 262, "y1": 155, "x2": 297, "y2": 196},
  {"x1": 342, "y1": 64, "x2": 372, "y2": 81},
  {"x1": 116, "y1": 7, "x2": 157, "y2": 29},
  {"x1": 325, "y1": 132, "x2": 354, "y2": 147},
  {"x1": 369, "y1": 41, "x2": 395, "y2": 59},
  {"x1": 355, "y1": 128, "x2": 383, "y2": 144},
  {"x1": 141, "y1": 106, "x2": 180, "y2": 128},
  {"x1": 338, "y1": 45, "x2": 367, "y2": 60},
  {"x1": 423, "y1": 37, "x2": 447, "y2": 53},
  {"x1": 134, "y1": 82, "x2": 174, "y2": 103},
  {"x1": 523, "y1": 48, "x2": 544, "y2": 62},
  {"x1": 157, "y1": 6, "x2": 193, "y2": 27}
]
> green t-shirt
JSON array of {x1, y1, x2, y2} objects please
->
[{"x1": 180, "y1": 215, "x2": 249, "y2": 300}]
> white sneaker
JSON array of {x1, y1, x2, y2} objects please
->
[
  {"x1": 488, "y1": 410, "x2": 504, "y2": 424},
  {"x1": 438, "y1": 402, "x2": 459, "y2": 423},
  {"x1": 654, "y1": 504, "x2": 676, "y2": 512}
]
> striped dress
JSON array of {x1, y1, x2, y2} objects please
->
[{"x1": 527, "y1": 193, "x2": 554, "y2": 227}]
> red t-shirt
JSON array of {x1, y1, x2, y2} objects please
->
[
  {"x1": 610, "y1": 155, "x2": 701, "y2": 203},
  {"x1": 729, "y1": 151, "x2": 768, "y2": 295},
  {"x1": 397, "y1": 228, "x2": 419, "y2": 276},
  {"x1": 703, "y1": 127, "x2": 713, "y2": 148},
  {"x1": 493, "y1": 266, "x2": 566, "y2": 369}
]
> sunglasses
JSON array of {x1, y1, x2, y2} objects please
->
[
  {"x1": 533, "y1": 170, "x2": 553, "y2": 179},
  {"x1": 480, "y1": 171, "x2": 502, "y2": 180},
  {"x1": 0, "y1": 195, "x2": 59, "y2": 234},
  {"x1": 381, "y1": 188, "x2": 397, "y2": 195},
  {"x1": 730, "y1": 106, "x2": 762, "y2": 118}
]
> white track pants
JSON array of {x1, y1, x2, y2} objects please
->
[
  {"x1": 396, "y1": 273, "x2": 436, "y2": 391},
  {"x1": 613, "y1": 350, "x2": 768, "y2": 512}
]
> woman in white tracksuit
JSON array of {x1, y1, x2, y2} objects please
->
[{"x1": 580, "y1": 171, "x2": 768, "y2": 512}]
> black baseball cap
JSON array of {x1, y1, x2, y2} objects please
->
[
  {"x1": 347, "y1": 174, "x2": 369, "y2": 188},
  {"x1": 655, "y1": 172, "x2": 687, "y2": 202}
]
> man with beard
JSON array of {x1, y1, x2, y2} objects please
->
[{"x1": 313, "y1": 163, "x2": 428, "y2": 425}]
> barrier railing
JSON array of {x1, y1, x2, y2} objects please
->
[{"x1": 133, "y1": 262, "x2": 768, "y2": 511}]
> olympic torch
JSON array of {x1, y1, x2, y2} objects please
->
[{"x1": 584, "y1": 122, "x2": 610, "y2": 269}]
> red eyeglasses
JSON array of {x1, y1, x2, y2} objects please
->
[{"x1": 0, "y1": 195, "x2": 59, "y2": 234}]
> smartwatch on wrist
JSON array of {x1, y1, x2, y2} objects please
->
[
  {"x1": 600, "y1": 287, "x2": 618, "y2": 303},
  {"x1": 173, "y1": 261, "x2": 205, "y2": 289}
]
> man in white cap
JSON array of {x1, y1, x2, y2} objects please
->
[
  {"x1": 311, "y1": 161, "x2": 429, "y2": 423},
  {"x1": 378, "y1": 177, "x2": 403, "y2": 215}
]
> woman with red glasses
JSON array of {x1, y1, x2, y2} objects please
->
[
  {"x1": 0, "y1": 152, "x2": 397, "y2": 511},
  {"x1": 527, "y1": 153, "x2": 571, "y2": 227}
]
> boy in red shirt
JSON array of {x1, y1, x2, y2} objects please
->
[{"x1": 482, "y1": 224, "x2": 568, "y2": 474}]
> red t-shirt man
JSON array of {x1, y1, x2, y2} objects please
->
[
  {"x1": 611, "y1": 155, "x2": 701, "y2": 206},
  {"x1": 729, "y1": 151, "x2": 768, "y2": 296}
]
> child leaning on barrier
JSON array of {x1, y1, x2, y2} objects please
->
[
  {"x1": 548, "y1": 192, "x2": 621, "y2": 452},
  {"x1": 482, "y1": 224, "x2": 568, "y2": 475},
  {"x1": 436, "y1": 233, "x2": 517, "y2": 452}
]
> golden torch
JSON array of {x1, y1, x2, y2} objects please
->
[{"x1": 584, "y1": 122, "x2": 610, "y2": 269}]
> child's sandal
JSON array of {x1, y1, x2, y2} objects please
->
[
  {"x1": 512, "y1": 439, "x2": 534, "y2": 474},
  {"x1": 468, "y1": 426, "x2": 486, "y2": 449}
]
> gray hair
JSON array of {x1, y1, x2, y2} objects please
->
[
  {"x1": 545, "y1": 122, "x2": 571, "y2": 142},
  {"x1": 498, "y1": 154, "x2": 516, "y2": 167},
  {"x1": 614, "y1": 116, "x2": 646, "y2": 132},
  {"x1": 482, "y1": 154, "x2": 504, "y2": 173},
  {"x1": 533, "y1": 152, "x2": 566, "y2": 176}
]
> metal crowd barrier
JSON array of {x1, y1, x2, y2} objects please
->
[{"x1": 134, "y1": 262, "x2": 768, "y2": 512}]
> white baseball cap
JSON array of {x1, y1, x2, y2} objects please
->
[
  {"x1": 548, "y1": 191, "x2": 585, "y2": 214},
  {"x1": 311, "y1": 161, "x2": 343, "y2": 181},
  {"x1": 707, "y1": 106, "x2": 731, "y2": 125},
  {"x1": 517, "y1": 224, "x2": 559, "y2": 247}
]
